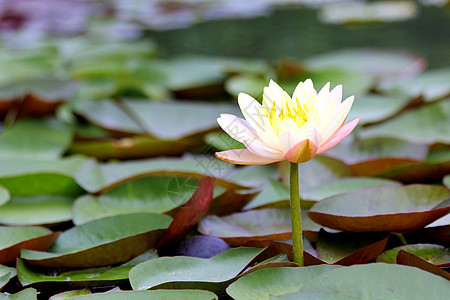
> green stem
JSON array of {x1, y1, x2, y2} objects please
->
[
  {"x1": 290, "y1": 162, "x2": 304, "y2": 266},
  {"x1": 393, "y1": 232, "x2": 408, "y2": 245}
]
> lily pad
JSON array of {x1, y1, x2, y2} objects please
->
[
  {"x1": 300, "y1": 177, "x2": 401, "y2": 205},
  {"x1": 129, "y1": 247, "x2": 264, "y2": 293},
  {"x1": 21, "y1": 213, "x2": 172, "y2": 268},
  {"x1": 376, "y1": 244, "x2": 449, "y2": 266},
  {"x1": 72, "y1": 176, "x2": 198, "y2": 225},
  {"x1": 243, "y1": 180, "x2": 290, "y2": 210},
  {"x1": 17, "y1": 250, "x2": 158, "y2": 288},
  {"x1": 308, "y1": 185, "x2": 450, "y2": 232},
  {"x1": 225, "y1": 75, "x2": 268, "y2": 98},
  {"x1": 0, "y1": 226, "x2": 59, "y2": 264},
  {"x1": 396, "y1": 250, "x2": 450, "y2": 281},
  {"x1": 0, "y1": 118, "x2": 73, "y2": 159},
  {"x1": 75, "y1": 157, "x2": 239, "y2": 194},
  {"x1": 313, "y1": 230, "x2": 389, "y2": 265},
  {"x1": 53, "y1": 290, "x2": 218, "y2": 300},
  {"x1": 226, "y1": 265, "x2": 341, "y2": 300},
  {"x1": 198, "y1": 208, "x2": 321, "y2": 246},
  {"x1": 0, "y1": 288, "x2": 37, "y2": 299},
  {"x1": 360, "y1": 100, "x2": 450, "y2": 144},
  {"x1": 120, "y1": 99, "x2": 240, "y2": 140},
  {"x1": 0, "y1": 265, "x2": 16, "y2": 290},
  {"x1": 0, "y1": 196, "x2": 73, "y2": 226},
  {"x1": 379, "y1": 67, "x2": 450, "y2": 101},
  {"x1": 272, "y1": 263, "x2": 450, "y2": 299},
  {"x1": 305, "y1": 49, "x2": 425, "y2": 80},
  {"x1": 204, "y1": 131, "x2": 245, "y2": 151},
  {"x1": 0, "y1": 156, "x2": 88, "y2": 196}
]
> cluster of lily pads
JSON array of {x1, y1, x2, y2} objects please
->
[{"x1": 0, "y1": 36, "x2": 449, "y2": 299}]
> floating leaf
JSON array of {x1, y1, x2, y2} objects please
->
[
  {"x1": 0, "y1": 226, "x2": 59, "y2": 264},
  {"x1": 243, "y1": 180, "x2": 289, "y2": 210},
  {"x1": 54, "y1": 290, "x2": 217, "y2": 300},
  {"x1": 72, "y1": 176, "x2": 197, "y2": 225},
  {"x1": 225, "y1": 75, "x2": 267, "y2": 98},
  {"x1": 75, "y1": 157, "x2": 239, "y2": 194},
  {"x1": 360, "y1": 101, "x2": 450, "y2": 144},
  {"x1": 305, "y1": 49, "x2": 425, "y2": 80},
  {"x1": 21, "y1": 213, "x2": 171, "y2": 268},
  {"x1": 0, "y1": 265, "x2": 16, "y2": 290},
  {"x1": 396, "y1": 250, "x2": 450, "y2": 281},
  {"x1": 273, "y1": 263, "x2": 450, "y2": 299},
  {"x1": 0, "y1": 196, "x2": 73, "y2": 226},
  {"x1": 207, "y1": 188, "x2": 258, "y2": 216},
  {"x1": 300, "y1": 177, "x2": 401, "y2": 205},
  {"x1": 49, "y1": 288, "x2": 91, "y2": 300},
  {"x1": 17, "y1": 250, "x2": 158, "y2": 288},
  {"x1": 0, "y1": 288, "x2": 38, "y2": 299},
  {"x1": 312, "y1": 230, "x2": 389, "y2": 266},
  {"x1": 0, "y1": 118, "x2": 73, "y2": 159},
  {"x1": 198, "y1": 208, "x2": 321, "y2": 246},
  {"x1": 120, "y1": 99, "x2": 240, "y2": 140},
  {"x1": 377, "y1": 244, "x2": 449, "y2": 266},
  {"x1": 204, "y1": 132, "x2": 244, "y2": 151},
  {"x1": 226, "y1": 265, "x2": 341, "y2": 300},
  {"x1": 379, "y1": 67, "x2": 450, "y2": 101},
  {"x1": 129, "y1": 247, "x2": 264, "y2": 293},
  {"x1": 157, "y1": 177, "x2": 214, "y2": 248},
  {"x1": 0, "y1": 156, "x2": 87, "y2": 197},
  {"x1": 308, "y1": 185, "x2": 450, "y2": 232}
]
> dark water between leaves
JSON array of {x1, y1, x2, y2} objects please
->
[{"x1": 148, "y1": 6, "x2": 450, "y2": 69}]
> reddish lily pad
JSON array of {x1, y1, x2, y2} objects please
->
[
  {"x1": 0, "y1": 226, "x2": 59, "y2": 264},
  {"x1": 129, "y1": 247, "x2": 265, "y2": 293},
  {"x1": 198, "y1": 208, "x2": 322, "y2": 246},
  {"x1": 75, "y1": 157, "x2": 240, "y2": 194},
  {"x1": 309, "y1": 230, "x2": 389, "y2": 266},
  {"x1": 21, "y1": 213, "x2": 171, "y2": 268},
  {"x1": 156, "y1": 177, "x2": 214, "y2": 248},
  {"x1": 377, "y1": 244, "x2": 449, "y2": 266},
  {"x1": 207, "y1": 188, "x2": 258, "y2": 216},
  {"x1": 308, "y1": 185, "x2": 450, "y2": 232},
  {"x1": 396, "y1": 250, "x2": 450, "y2": 281}
]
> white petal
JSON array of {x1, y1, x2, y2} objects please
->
[
  {"x1": 292, "y1": 79, "x2": 316, "y2": 109},
  {"x1": 316, "y1": 82, "x2": 330, "y2": 111},
  {"x1": 244, "y1": 139, "x2": 285, "y2": 160},
  {"x1": 238, "y1": 93, "x2": 279, "y2": 147},
  {"x1": 330, "y1": 84, "x2": 343, "y2": 104},
  {"x1": 262, "y1": 79, "x2": 285, "y2": 112},
  {"x1": 216, "y1": 149, "x2": 281, "y2": 165},
  {"x1": 217, "y1": 114, "x2": 258, "y2": 144},
  {"x1": 321, "y1": 96, "x2": 354, "y2": 142},
  {"x1": 278, "y1": 118, "x2": 301, "y2": 153}
]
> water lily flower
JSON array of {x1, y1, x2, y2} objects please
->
[{"x1": 215, "y1": 79, "x2": 360, "y2": 165}]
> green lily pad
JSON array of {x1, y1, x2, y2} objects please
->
[
  {"x1": 0, "y1": 265, "x2": 16, "y2": 290},
  {"x1": 271, "y1": 263, "x2": 450, "y2": 299},
  {"x1": 305, "y1": 49, "x2": 425, "y2": 80},
  {"x1": 204, "y1": 131, "x2": 245, "y2": 151},
  {"x1": 243, "y1": 180, "x2": 290, "y2": 210},
  {"x1": 0, "y1": 288, "x2": 37, "y2": 299},
  {"x1": 120, "y1": 99, "x2": 240, "y2": 140},
  {"x1": 396, "y1": 250, "x2": 450, "y2": 281},
  {"x1": 308, "y1": 185, "x2": 450, "y2": 232},
  {"x1": 325, "y1": 137, "x2": 429, "y2": 165},
  {"x1": 72, "y1": 176, "x2": 198, "y2": 225},
  {"x1": 379, "y1": 67, "x2": 450, "y2": 101},
  {"x1": 225, "y1": 75, "x2": 268, "y2": 98},
  {"x1": 226, "y1": 265, "x2": 341, "y2": 300},
  {"x1": 0, "y1": 118, "x2": 73, "y2": 159},
  {"x1": 0, "y1": 156, "x2": 88, "y2": 197},
  {"x1": 377, "y1": 244, "x2": 450, "y2": 266},
  {"x1": 129, "y1": 247, "x2": 264, "y2": 293},
  {"x1": 0, "y1": 226, "x2": 59, "y2": 264},
  {"x1": 280, "y1": 156, "x2": 354, "y2": 191},
  {"x1": 53, "y1": 290, "x2": 217, "y2": 300},
  {"x1": 0, "y1": 186, "x2": 9, "y2": 207},
  {"x1": 17, "y1": 250, "x2": 158, "y2": 288},
  {"x1": 0, "y1": 195, "x2": 73, "y2": 226},
  {"x1": 198, "y1": 208, "x2": 321, "y2": 246},
  {"x1": 49, "y1": 288, "x2": 91, "y2": 299},
  {"x1": 75, "y1": 157, "x2": 239, "y2": 194},
  {"x1": 226, "y1": 165, "x2": 280, "y2": 189},
  {"x1": 21, "y1": 213, "x2": 172, "y2": 268},
  {"x1": 300, "y1": 177, "x2": 401, "y2": 205},
  {"x1": 360, "y1": 100, "x2": 450, "y2": 144}
]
